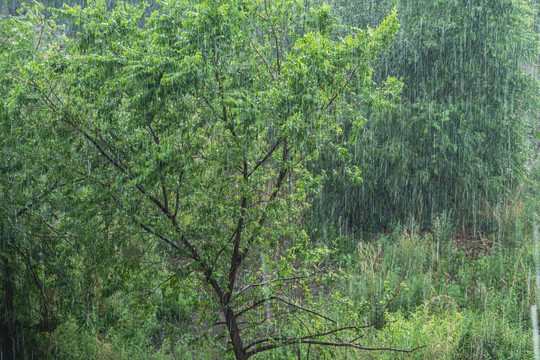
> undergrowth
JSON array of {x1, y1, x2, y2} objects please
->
[{"x1": 45, "y1": 161, "x2": 539, "y2": 359}]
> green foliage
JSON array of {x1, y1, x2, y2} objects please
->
[
  {"x1": 2, "y1": 0, "x2": 406, "y2": 358},
  {"x1": 455, "y1": 311, "x2": 533, "y2": 359},
  {"x1": 375, "y1": 305, "x2": 464, "y2": 359},
  {"x1": 334, "y1": 209, "x2": 536, "y2": 359},
  {"x1": 310, "y1": 0, "x2": 539, "y2": 235},
  {"x1": 0, "y1": 5, "x2": 71, "y2": 357},
  {"x1": 2, "y1": 1, "x2": 538, "y2": 359}
]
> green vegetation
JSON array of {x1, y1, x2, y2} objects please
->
[
  {"x1": 1, "y1": 0, "x2": 538, "y2": 359},
  {"x1": 311, "y1": 0, "x2": 538, "y2": 235}
]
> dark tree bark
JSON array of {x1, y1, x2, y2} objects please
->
[{"x1": 1, "y1": 249, "x2": 17, "y2": 360}]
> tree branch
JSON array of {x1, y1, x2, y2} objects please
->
[
  {"x1": 240, "y1": 141, "x2": 289, "y2": 260},
  {"x1": 245, "y1": 326, "x2": 362, "y2": 351},
  {"x1": 226, "y1": 195, "x2": 247, "y2": 302},
  {"x1": 236, "y1": 296, "x2": 336, "y2": 323},
  {"x1": 250, "y1": 39, "x2": 276, "y2": 81},
  {"x1": 200, "y1": 92, "x2": 223, "y2": 121},
  {"x1": 172, "y1": 171, "x2": 183, "y2": 223},
  {"x1": 226, "y1": 161, "x2": 250, "y2": 303},
  {"x1": 245, "y1": 340, "x2": 425, "y2": 358},
  {"x1": 14, "y1": 179, "x2": 73, "y2": 219},
  {"x1": 322, "y1": 64, "x2": 360, "y2": 112},
  {"x1": 138, "y1": 222, "x2": 181, "y2": 252},
  {"x1": 34, "y1": 21, "x2": 46, "y2": 51},
  {"x1": 247, "y1": 137, "x2": 282, "y2": 178},
  {"x1": 212, "y1": 55, "x2": 237, "y2": 137},
  {"x1": 231, "y1": 274, "x2": 311, "y2": 302},
  {"x1": 264, "y1": 0, "x2": 281, "y2": 75},
  {"x1": 147, "y1": 123, "x2": 160, "y2": 145}
]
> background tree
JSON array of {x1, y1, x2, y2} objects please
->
[{"x1": 309, "y1": 0, "x2": 539, "y2": 238}]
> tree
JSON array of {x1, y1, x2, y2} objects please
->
[
  {"x1": 0, "y1": 5, "x2": 68, "y2": 357},
  {"x1": 310, "y1": 0, "x2": 539, "y2": 235},
  {"x1": 5, "y1": 0, "x2": 424, "y2": 358}
]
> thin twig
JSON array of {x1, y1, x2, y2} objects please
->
[
  {"x1": 247, "y1": 138, "x2": 282, "y2": 178},
  {"x1": 322, "y1": 64, "x2": 360, "y2": 112},
  {"x1": 250, "y1": 39, "x2": 276, "y2": 80},
  {"x1": 237, "y1": 296, "x2": 336, "y2": 323},
  {"x1": 231, "y1": 274, "x2": 311, "y2": 302}
]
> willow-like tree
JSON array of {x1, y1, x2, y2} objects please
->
[{"x1": 11, "y1": 0, "x2": 422, "y2": 358}]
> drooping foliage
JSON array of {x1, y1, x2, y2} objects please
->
[{"x1": 310, "y1": 0, "x2": 539, "y2": 236}]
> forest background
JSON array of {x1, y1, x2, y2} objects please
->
[{"x1": 1, "y1": 0, "x2": 539, "y2": 358}]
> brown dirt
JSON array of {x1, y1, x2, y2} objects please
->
[{"x1": 453, "y1": 229, "x2": 494, "y2": 259}]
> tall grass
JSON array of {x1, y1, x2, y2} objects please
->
[{"x1": 328, "y1": 160, "x2": 540, "y2": 359}]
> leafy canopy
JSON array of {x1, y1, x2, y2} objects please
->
[{"x1": 4, "y1": 0, "x2": 410, "y2": 358}]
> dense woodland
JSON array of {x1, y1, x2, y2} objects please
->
[{"x1": 1, "y1": 0, "x2": 539, "y2": 358}]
